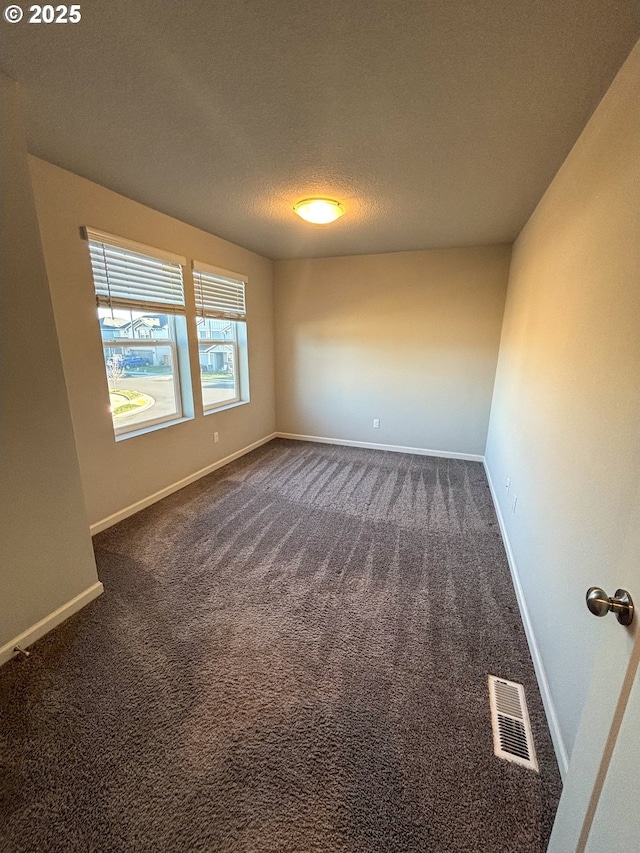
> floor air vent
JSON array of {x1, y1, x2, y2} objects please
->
[{"x1": 488, "y1": 675, "x2": 539, "y2": 772}]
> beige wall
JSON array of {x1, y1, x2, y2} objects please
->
[
  {"x1": 29, "y1": 158, "x2": 276, "y2": 528},
  {"x1": 274, "y1": 247, "x2": 510, "y2": 457},
  {"x1": 0, "y1": 78, "x2": 100, "y2": 657},
  {"x1": 485, "y1": 44, "x2": 640, "y2": 762}
]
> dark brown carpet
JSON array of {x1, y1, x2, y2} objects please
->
[{"x1": 0, "y1": 438, "x2": 561, "y2": 852}]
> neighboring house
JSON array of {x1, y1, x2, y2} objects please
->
[{"x1": 197, "y1": 319, "x2": 234, "y2": 373}]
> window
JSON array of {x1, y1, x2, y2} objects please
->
[
  {"x1": 84, "y1": 228, "x2": 190, "y2": 437},
  {"x1": 193, "y1": 261, "x2": 248, "y2": 412}
]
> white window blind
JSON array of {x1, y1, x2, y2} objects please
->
[
  {"x1": 84, "y1": 227, "x2": 186, "y2": 314},
  {"x1": 193, "y1": 261, "x2": 247, "y2": 321}
]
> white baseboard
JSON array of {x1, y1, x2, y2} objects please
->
[
  {"x1": 90, "y1": 433, "x2": 278, "y2": 535},
  {"x1": 276, "y1": 432, "x2": 484, "y2": 462},
  {"x1": 0, "y1": 581, "x2": 104, "y2": 667},
  {"x1": 483, "y1": 459, "x2": 569, "y2": 779}
]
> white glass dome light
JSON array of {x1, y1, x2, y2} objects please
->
[{"x1": 293, "y1": 198, "x2": 345, "y2": 225}]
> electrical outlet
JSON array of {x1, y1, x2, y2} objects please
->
[
  {"x1": 505, "y1": 477, "x2": 511, "y2": 491},
  {"x1": 512, "y1": 494, "x2": 518, "y2": 513},
  {"x1": 214, "y1": 432, "x2": 219, "y2": 443},
  {"x1": 373, "y1": 418, "x2": 380, "y2": 429}
]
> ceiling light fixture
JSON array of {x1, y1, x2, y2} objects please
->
[{"x1": 293, "y1": 198, "x2": 345, "y2": 225}]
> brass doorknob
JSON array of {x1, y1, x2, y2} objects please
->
[{"x1": 586, "y1": 587, "x2": 634, "y2": 627}]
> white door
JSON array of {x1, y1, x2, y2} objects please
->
[
  {"x1": 584, "y1": 651, "x2": 640, "y2": 853},
  {"x1": 548, "y1": 487, "x2": 640, "y2": 852}
]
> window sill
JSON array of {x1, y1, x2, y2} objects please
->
[
  {"x1": 114, "y1": 414, "x2": 193, "y2": 442},
  {"x1": 203, "y1": 399, "x2": 250, "y2": 416}
]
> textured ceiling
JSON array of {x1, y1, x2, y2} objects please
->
[{"x1": 1, "y1": 1, "x2": 638, "y2": 259}]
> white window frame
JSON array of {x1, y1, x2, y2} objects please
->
[
  {"x1": 192, "y1": 260, "x2": 248, "y2": 413},
  {"x1": 101, "y1": 315, "x2": 183, "y2": 435},
  {"x1": 84, "y1": 228, "x2": 191, "y2": 438},
  {"x1": 198, "y1": 320, "x2": 241, "y2": 409}
]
